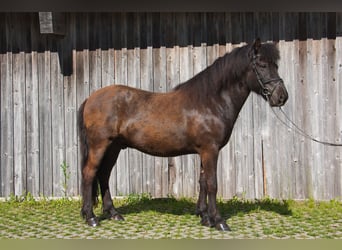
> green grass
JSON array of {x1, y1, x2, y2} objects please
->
[{"x1": 0, "y1": 194, "x2": 341, "y2": 239}]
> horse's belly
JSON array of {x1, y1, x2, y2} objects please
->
[{"x1": 121, "y1": 124, "x2": 194, "y2": 157}]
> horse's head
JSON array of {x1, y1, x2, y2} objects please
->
[{"x1": 246, "y1": 38, "x2": 288, "y2": 107}]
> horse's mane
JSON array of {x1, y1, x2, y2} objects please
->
[{"x1": 173, "y1": 42, "x2": 280, "y2": 104}]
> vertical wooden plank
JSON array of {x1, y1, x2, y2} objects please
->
[
  {"x1": 231, "y1": 12, "x2": 244, "y2": 45},
  {"x1": 38, "y1": 41, "x2": 53, "y2": 196},
  {"x1": 298, "y1": 14, "x2": 312, "y2": 199},
  {"x1": 206, "y1": 13, "x2": 220, "y2": 66},
  {"x1": 232, "y1": 81, "x2": 254, "y2": 199},
  {"x1": 295, "y1": 39, "x2": 309, "y2": 199},
  {"x1": 89, "y1": 13, "x2": 102, "y2": 94},
  {"x1": 11, "y1": 13, "x2": 27, "y2": 196},
  {"x1": 25, "y1": 14, "x2": 40, "y2": 196},
  {"x1": 301, "y1": 37, "x2": 315, "y2": 199},
  {"x1": 51, "y1": 39, "x2": 65, "y2": 197},
  {"x1": 63, "y1": 13, "x2": 79, "y2": 196},
  {"x1": 26, "y1": 50, "x2": 40, "y2": 197},
  {"x1": 251, "y1": 96, "x2": 264, "y2": 200},
  {"x1": 281, "y1": 41, "x2": 294, "y2": 199},
  {"x1": 334, "y1": 13, "x2": 342, "y2": 200},
  {"x1": 319, "y1": 34, "x2": 340, "y2": 200},
  {"x1": 312, "y1": 36, "x2": 325, "y2": 200},
  {"x1": 277, "y1": 13, "x2": 294, "y2": 199},
  {"x1": 320, "y1": 37, "x2": 330, "y2": 200},
  {"x1": 0, "y1": 14, "x2": 14, "y2": 197},
  {"x1": 0, "y1": 51, "x2": 14, "y2": 197},
  {"x1": 100, "y1": 13, "x2": 115, "y2": 88},
  {"x1": 242, "y1": 95, "x2": 255, "y2": 199},
  {"x1": 304, "y1": 36, "x2": 320, "y2": 199},
  {"x1": 192, "y1": 13, "x2": 207, "y2": 75},
  {"x1": 278, "y1": 14, "x2": 298, "y2": 199},
  {"x1": 335, "y1": 13, "x2": 342, "y2": 200},
  {"x1": 76, "y1": 12, "x2": 91, "y2": 96},
  {"x1": 271, "y1": 12, "x2": 280, "y2": 42},
  {"x1": 255, "y1": 12, "x2": 272, "y2": 42},
  {"x1": 290, "y1": 30, "x2": 306, "y2": 200}
]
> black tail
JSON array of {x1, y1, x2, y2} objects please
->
[
  {"x1": 78, "y1": 100, "x2": 88, "y2": 176},
  {"x1": 78, "y1": 99, "x2": 99, "y2": 207}
]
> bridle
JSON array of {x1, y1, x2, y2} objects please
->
[{"x1": 251, "y1": 55, "x2": 284, "y2": 101}]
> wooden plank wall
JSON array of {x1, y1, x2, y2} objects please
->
[{"x1": 0, "y1": 12, "x2": 341, "y2": 200}]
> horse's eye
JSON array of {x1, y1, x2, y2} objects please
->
[{"x1": 258, "y1": 63, "x2": 267, "y2": 68}]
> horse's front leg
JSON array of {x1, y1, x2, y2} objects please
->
[
  {"x1": 198, "y1": 148, "x2": 231, "y2": 231},
  {"x1": 196, "y1": 163, "x2": 212, "y2": 227}
]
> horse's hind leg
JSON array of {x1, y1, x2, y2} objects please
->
[
  {"x1": 97, "y1": 143, "x2": 124, "y2": 221},
  {"x1": 81, "y1": 144, "x2": 109, "y2": 227}
]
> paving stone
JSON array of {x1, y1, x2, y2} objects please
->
[{"x1": 1, "y1": 198, "x2": 341, "y2": 239}]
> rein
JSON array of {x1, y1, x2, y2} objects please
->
[
  {"x1": 251, "y1": 55, "x2": 342, "y2": 147},
  {"x1": 271, "y1": 106, "x2": 342, "y2": 147}
]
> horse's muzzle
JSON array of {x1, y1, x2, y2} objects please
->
[{"x1": 268, "y1": 84, "x2": 288, "y2": 107}]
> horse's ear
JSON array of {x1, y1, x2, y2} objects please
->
[{"x1": 253, "y1": 38, "x2": 261, "y2": 55}]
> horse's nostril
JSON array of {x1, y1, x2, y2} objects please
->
[
  {"x1": 279, "y1": 92, "x2": 288, "y2": 104},
  {"x1": 280, "y1": 94, "x2": 285, "y2": 102}
]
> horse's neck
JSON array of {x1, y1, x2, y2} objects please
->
[
  {"x1": 219, "y1": 80, "x2": 251, "y2": 123},
  {"x1": 211, "y1": 53, "x2": 251, "y2": 119}
]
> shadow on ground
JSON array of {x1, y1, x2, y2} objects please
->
[{"x1": 115, "y1": 197, "x2": 292, "y2": 221}]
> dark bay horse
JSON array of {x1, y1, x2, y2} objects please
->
[{"x1": 78, "y1": 39, "x2": 288, "y2": 231}]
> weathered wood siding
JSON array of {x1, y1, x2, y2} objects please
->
[{"x1": 0, "y1": 13, "x2": 341, "y2": 200}]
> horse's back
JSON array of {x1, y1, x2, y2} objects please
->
[{"x1": 83, "y1": 84, "x2": 176, "y2": 133}]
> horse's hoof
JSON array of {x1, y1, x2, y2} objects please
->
[
  {"x1": 215, "y1": 221, "x2": 231, "y2": 231},
  {"x1": 103, "y1": 211, "x2": 125, "y2": 221},
  {"x1": 87, "y1": 217, "x2": 100, "y2": 227},
  {"x1": 200, "y1": 215, "x2": 215, "y2": 228},
  {"x1": 111, "y1": 214, "x2": 125, "y2": 221}
]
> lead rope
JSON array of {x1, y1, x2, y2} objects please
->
[{"x1": 270, "y1": 106, "x2": 342, "y2": 147}]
